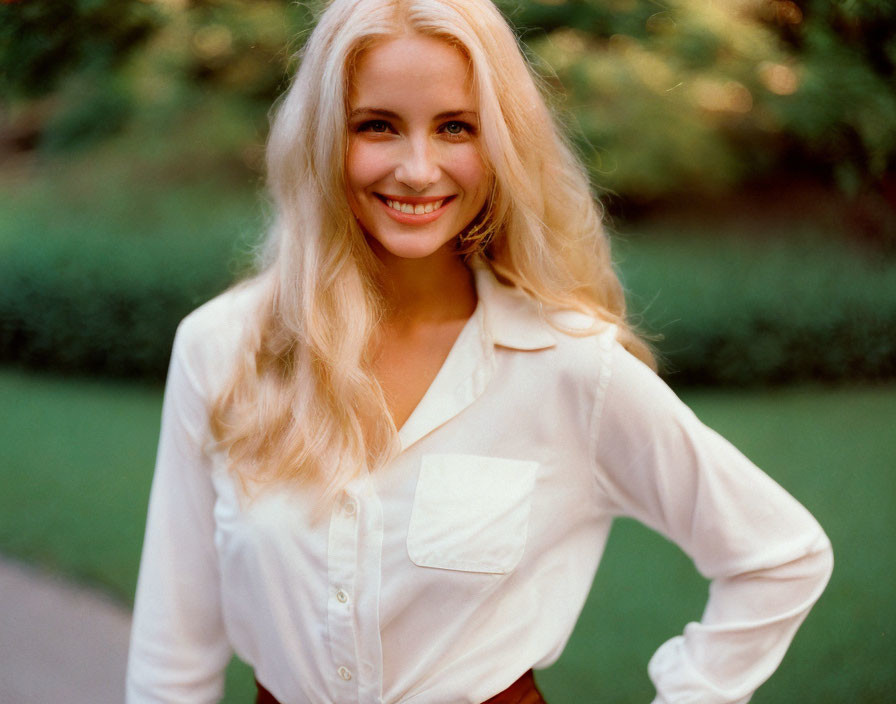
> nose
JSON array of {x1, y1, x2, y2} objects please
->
[{"x1": 394, "y1": 136, "x2": 440, "y2": 192}]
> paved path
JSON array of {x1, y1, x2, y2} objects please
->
[{"x1": 0, "y1": 556, "x2": 132, "y2": 704}]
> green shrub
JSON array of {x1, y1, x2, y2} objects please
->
[
  {"x1": 1, "y1": 236, "x2": 220, "y2": 378},
  {"x1": 0, "y1": 179, "x2": 259, "y2": 379},
  {"x1": 39, "y1": 73, "x2": 134, "y2": 154},
  {"x1": 618, "y1": 232, "x2": 896, "y2": 385},
  {"x1": 1, "y1": 174, "x2": 894, "y2": 385}
]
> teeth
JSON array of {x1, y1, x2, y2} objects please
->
[{"x1": 385, "y1": 198, "x2": 445, "y2": 214}]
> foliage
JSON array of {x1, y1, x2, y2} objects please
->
[
  {"x1": 617, "y1": 229, "x2": 896, "y2": 385},
  {"x1": 1, "y1": 166, "x2": 894, "y2": 385},
  {"x1": 769, "y1": 0, "x2": 896, "y2": 192},
  {"x1": 0, "y1": 161, "x2": 260, "y2": 379},
  {"x1": 502, "y1": 0, "x2": 896, "y2": 199},
  {"x1": 2, "y1": 0, "x2": 894, "y2": 201},
  {"x1": 1, "y1": 2, "x2": 894, "y2": 384},
  {"x1": 0, "y1": 0, "x2": 313, "y2": 158},
  {"x1": 0, "y1": 0, "x2": 161, "y2": 99}
]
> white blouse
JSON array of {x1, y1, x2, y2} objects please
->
[{"x1": 126, "y1": 264, "x2": 833, "y2": 704}]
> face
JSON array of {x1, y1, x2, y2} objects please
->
[{"x1": 345, "y1": 34, "x2": 490, "y2": 262}]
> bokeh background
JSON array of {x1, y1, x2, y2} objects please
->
[{"x1": 1, "y1": 0, "x2": 893, "y2": 702}]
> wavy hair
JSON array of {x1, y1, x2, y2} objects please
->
[{"x1": 210, "y1": 0, "x2": 654, "y2": 504}]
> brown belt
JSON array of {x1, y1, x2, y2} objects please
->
[{"x1": 255, "y1": 669, "x2": 546, "y2": 703}]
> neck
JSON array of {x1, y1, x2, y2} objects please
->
[{"x1": 370, "y1": 240, "x2": 477, "y2": 326}]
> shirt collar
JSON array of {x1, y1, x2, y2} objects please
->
[
  {"x1": 472, "y1": 261, "x2": 558, "y2": 351},
  {"x1": 395, "y1": 261, "x2": 556, "y2": 451}
]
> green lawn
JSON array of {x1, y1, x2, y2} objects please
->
[
  {"x1": 539, "y1": 386, "x2": 896, "y2": 704},
  {"x1": 1, "y1": 369, "x2": 893, "y2": 703}
]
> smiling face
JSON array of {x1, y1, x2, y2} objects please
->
[{"x1": 345, "y1": 34, "x2": 490, "y2": 262}]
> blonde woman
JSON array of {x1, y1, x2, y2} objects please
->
[{"x1": 126, "y1": 1, "x2": 833, "y2": 702}]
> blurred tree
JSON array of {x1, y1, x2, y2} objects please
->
[
  {"x1": 0, "y1": 0, "x2": 314, "y2": 160},
  {"x1": 0, "y1": 0, "x2": 160, "y2": 99},
  {"x1": 0, "y1": 0, "x2": 893, "y2": 212},
  {"x1": 0, "y1": 0, "x2": 161, "y2": 151},
  {"x1": 497, "y1": 0, "x2": 895, "y2": 206},
  {"x1": 115, "y1": 0, "x2": 315, "y2": 174},
  {"x1": 769, "y1": 0, "x2": 896, "y2": 193}
]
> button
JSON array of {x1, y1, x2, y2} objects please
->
[
  {"x1": 344, "y1": 500, "x2": 357, "y2": 517},
  {"x1": 361, "y1": 661, "x2": 375, "y2": 676},
  {"x1": 338, "y1": 666, "x2": 352, "y2": 681},
  {"x1": 336, "y1": 589, "x2": 349, "y2": 604}
]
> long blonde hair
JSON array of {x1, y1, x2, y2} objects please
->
[{"x1": 210, "y1": 0, "x2": 654, "y2": 503}]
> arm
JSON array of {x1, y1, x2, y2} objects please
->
[
  {"x1": 127, "y1": 322, "x2": 232, "y2": 703},
  {"x1": 591, "y1": 343, "x2": 833, "y2": 704}
]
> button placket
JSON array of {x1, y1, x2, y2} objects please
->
[
  {"x1": 327, "y1": 491, "x2": 361, "y2": 698},
  {"x1": 353, "y1": 477, "x2": 386, "y2": 704}
]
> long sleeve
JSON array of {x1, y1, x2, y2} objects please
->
[
  {"x1": 127, "y1": 321, "x2": 232, "y2": 703},
  {"x1": 591, "y1": 343, "x2": 833, "y2": 704}
]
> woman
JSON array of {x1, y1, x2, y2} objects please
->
[{"x1": 126, "y1": 0, "x2": 833, "y2": 702}]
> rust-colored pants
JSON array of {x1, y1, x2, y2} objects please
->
[{"x1": 255, "y1": 669, "x2": 546, "y2": 703}]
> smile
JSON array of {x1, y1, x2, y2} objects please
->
[
  {"x1": 386, "y1": 198, "x2": 444, "y2": 215},
  {"x1": 375, "y1": 194, "x2": 455, "y2": 223}
]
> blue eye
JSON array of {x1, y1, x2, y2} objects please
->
[
  {"x1": 440, "y1": 120, "x2": 476, "y2": 137},
  {"x1": 359, "y1": 119, "x2": 392, "y2": 133},
  {"x1": 444, "y1": 121, "x2": 467, "y2": 135}
]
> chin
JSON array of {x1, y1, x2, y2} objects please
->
[{"x1": 367, "y1": 232, "x2": 459, "y2": 262}]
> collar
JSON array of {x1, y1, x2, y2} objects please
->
[
  {"x1": 395, "y1": 261, "x2": 558, "y2": 451},
  {"x1": 472, "y1": 261, "x2": 558, "y2": 351}
]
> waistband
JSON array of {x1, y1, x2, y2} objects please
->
[{"x1": 255, "y1": 669, "x2": 547, "y2": 704}]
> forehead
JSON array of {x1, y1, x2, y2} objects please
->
[{"x1": 349, "y1": 34, "x2": 476, "y2": 110}]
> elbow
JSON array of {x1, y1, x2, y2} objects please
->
[
  {"x1": 813, "y1": 530, "x2": 835, "y2": 593},
  {"x1": 792, "y1": 528, "x2": 834, "y2": 606}
]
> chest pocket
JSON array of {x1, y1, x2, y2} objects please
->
[{"x1": 407, "y1": 454, "x2": 538, "y2": 574}]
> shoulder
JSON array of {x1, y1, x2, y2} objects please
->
[
  {"x1": 178, "y1": 278, "x2": 265, "y2": 345},
  {"x1": 171, "y1": 277, "x2": 268, "y2": 395},
  {"x1": 540, "y1": 304, "x2": 673, "y2": 419},
  {"x1": 595, "y1": 337, "x2": 701, "y2": 456},
  {"x1": 476, "y1": 263, "x2": 617, "y2": 362},
  {"x1": 543, "y1": 307, "x2": 619, "y2": 376},
  {"x1": 507, "y1": 301, "x2": 621, "y2": 417}
]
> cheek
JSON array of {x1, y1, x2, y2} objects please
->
[
  {"x1": 446, "y1": 145, "x2": 489, "y2": 196},
  {"x1": 346, "y1": 140, "x2": 392, "y2": 191}
]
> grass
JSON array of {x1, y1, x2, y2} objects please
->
[
  {"x1": 0, "y1": 370, "x2": 158, "y2": 595},
  {"x1": 1, "y1": 368, "x2": 894, "y2": 702},
  {"x1": 0, "y1": 368, "x2": 256, "y2": 702}
]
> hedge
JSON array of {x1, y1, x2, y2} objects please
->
[
  {"x1": 0, "y1": 181, "x2": 258, "y2": 379},
  {"x1": 0, "y1": 234, "x2": 234, "y2": 378},
  {"x1": 2, "y1": 209, "x2": 894, "y2": 385},
  {"x1": 617, "y1": 233, "x2": 896, "y2": 385}
]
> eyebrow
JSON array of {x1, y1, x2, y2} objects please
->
[{"x1": 348, "y1": 108, "x2": 479, "y2": 122}]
